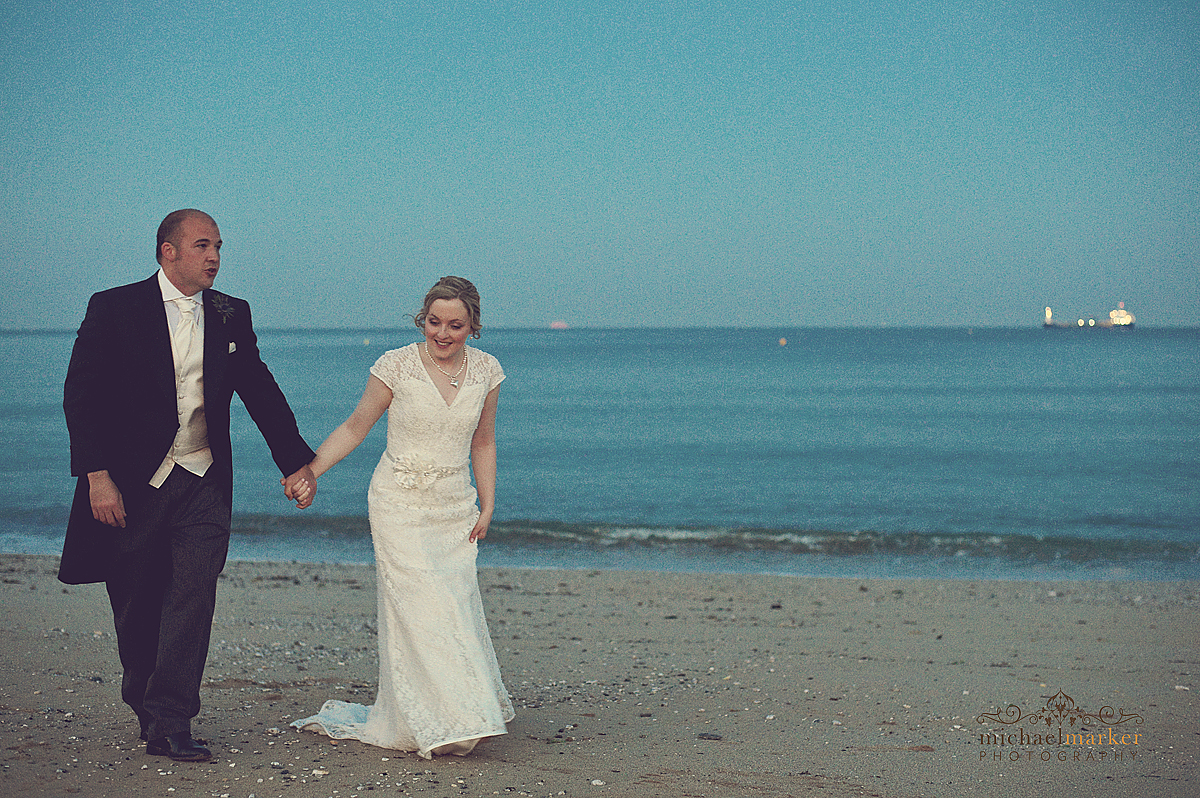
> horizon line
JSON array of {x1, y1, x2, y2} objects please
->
[{"x1": 5, "y1": 323, "x2": 1196, "y2": 335}]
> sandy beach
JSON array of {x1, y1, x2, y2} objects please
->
[{"x1": 2, "y1": 553, "x2": 1196, "y2": 798}]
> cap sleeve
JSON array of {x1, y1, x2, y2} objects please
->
[
  {"x1": 483, "y1": 352, "x2": 505, "y2": 393},
  {"x1": 369, "y1": 349, "x2": 401, "y2": 391}
]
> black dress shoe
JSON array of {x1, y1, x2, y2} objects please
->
[{"x1": 146, "y1": 732, "x2": 212, "y2": 762}]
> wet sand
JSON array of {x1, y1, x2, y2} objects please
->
[{"x1": 2, "y1": 554, "x2": 1197, "y2": 797}]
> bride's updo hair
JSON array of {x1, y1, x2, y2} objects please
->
[{"x1": 414, "y1": 276, "x2": 483, "y2": 339}]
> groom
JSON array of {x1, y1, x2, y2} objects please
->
[{"x1": 61, "y1": 209, "x2": 317, "y2": 762}]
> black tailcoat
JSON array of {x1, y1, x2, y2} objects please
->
[{"x1": 61, "y1": 274, "x2": 314, "y2": 583}]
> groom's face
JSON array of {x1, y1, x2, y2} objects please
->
[{"x1": 161, "y1": 215, "x2": 222, "y2": 297}]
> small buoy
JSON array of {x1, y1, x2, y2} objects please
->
[
  {"x1": 778, "y1": 337, "x2": 787, "y2": 347},
  {"x1": 363, "y1": 338, "x2": 371, "y2": 345}
]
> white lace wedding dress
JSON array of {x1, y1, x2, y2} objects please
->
[{"x1": 291, "y1": 343, "x2": 514, "y2": 758}]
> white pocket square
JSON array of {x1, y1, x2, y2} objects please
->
[{"x1": 228, "y1": 342, "x2": 237, "y2": 354}]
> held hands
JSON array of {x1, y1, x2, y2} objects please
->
[
  {"x1": 281, "y1": 463, "x2": 317, "y2": 509},
  {"x1": 88, "y1": 470, "x2": 126, "y2": 528}
]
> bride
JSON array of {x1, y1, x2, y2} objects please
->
[{"x1": 289, "y1": 276, "x2": 514, "y2": 757}]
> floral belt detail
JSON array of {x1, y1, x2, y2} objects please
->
[{"x1": 385, "y1": 452, "x2": 467, "y2": 490}]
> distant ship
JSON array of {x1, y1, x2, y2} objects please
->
[{"x1": 1044, "y1": 302, "x2": 1135, "y2": 329}]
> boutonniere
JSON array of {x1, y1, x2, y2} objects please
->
[{"x1": 209, "y1": 292, "x2": 235, "y2": 324}]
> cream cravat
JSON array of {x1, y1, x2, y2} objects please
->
[{"x1": 172, "y1": 297, "x2": 200, "y2": 360}]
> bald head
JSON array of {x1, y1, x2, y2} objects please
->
[{"x1": 156, "y1": 209, "x2": 216, "y2": 265}]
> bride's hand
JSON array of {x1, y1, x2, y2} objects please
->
[
  {"x1": 469, "y1": 513, "x2": 492, "y2": 543},
  {"x1": 281, "y1": 464, "x2": 317, "y2": 509}
]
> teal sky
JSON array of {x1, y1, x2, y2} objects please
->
[{"x1": 2, "y1": 1, "x2": 1197, "y2": 329}]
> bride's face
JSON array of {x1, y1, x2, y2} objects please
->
[{"x1": 423, "y1": 298, "x2": 471, "y2": 362}]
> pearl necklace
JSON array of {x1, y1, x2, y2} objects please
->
[{"x1": 425, "y1": 342, "x2": 467, "y2": 387}]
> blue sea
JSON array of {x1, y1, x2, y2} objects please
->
[{"x1": 3, "y1": 326, "x2": 1198, "y2": 581}]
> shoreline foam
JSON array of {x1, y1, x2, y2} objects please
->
[{"x1": 7, "y1": 513, "x2": 1200, "y2": 583}]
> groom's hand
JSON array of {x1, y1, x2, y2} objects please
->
[
  {"x1": 282, "y1": 464, "x2": 317, "y2": 509},
  {"x1": 88, "y1": 470, "x2": 127, "y2": 527}
]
